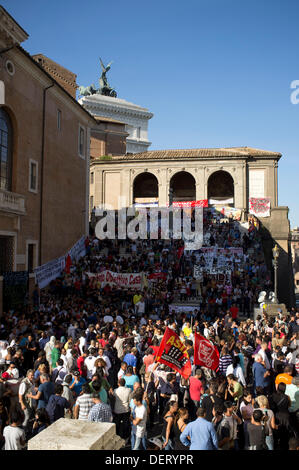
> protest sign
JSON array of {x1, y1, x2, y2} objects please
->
[{"x1": 156, "y1": 327, "x2": 192, "y2": 379}]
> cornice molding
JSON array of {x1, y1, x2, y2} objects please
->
[{"x1": 0, "y1": 7, "x2": 29, "y2": 46}]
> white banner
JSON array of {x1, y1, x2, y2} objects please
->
[
  {"x1": 34, "y1": 256, "x2": 65, "y2": 289},
  {"x1": 168, "y1": 304, "x2": 199, "y2": 314},
  {"x1": 34, "y1": 236, "x2": 87, "y2": 289},
  {"x1": 68, "y1": 236, "x2": 86, "y2": 262},
  {"x1": 193, "y1": 266, "x2": 232, "y2": 282},
  {"x1": 86, "y1": 270, "x2": 142, "y2": 289}
]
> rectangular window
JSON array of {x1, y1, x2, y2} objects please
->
[
  {"x1": 137, "y1": 127, "x2": 141, "y2": 139},
  {"x1": 79, "y1": 125, "x2": 85, "y2": 158},
  {"x1": 91, "y1": 172, "x2": 94, "y2": 184},
  {"x1": 90, "y1": 195, "x2": 94, "y2": 210},
  {"x1": 57, "y1": 109, "x2": 62, "y2": 131},
  {"x1": 28, "y1": 244, "x2": 34, "y2": 273},
  {"x1": 26, "y1": 241, "x2": 38, "y2": 273},
  {"x1": 29, "y1": 160, "x2": 38, "y2": 193}
]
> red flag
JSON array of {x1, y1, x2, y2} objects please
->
[
  {"x1": 155, "y1": 327, "x2": 191, "y2": 379},
  {"x1": 65, "y1": 254, "x2": 72, "y2": 274},
  {"x1": 194, "y1": 332, "x2": 219, "y2": 370}
]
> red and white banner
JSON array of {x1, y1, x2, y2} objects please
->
[
  {"x1": 194, "y1": 333, "x2": 220, "y2": 370},
  {"x1": 148, "y1": 272, "x2": 167, "y2": 281},
  {"x1": 156, "y1": 327, "x2": 192, "y2": 379},
  {"x1": 86, "y1": 270, "x2": 142, "y2": 288},
  {"x1": 171, "y1": 200, "x2": 208, "y2": 208},
  {"x1": 249, "y1": 198, "x2": 270, "y2": 218}
]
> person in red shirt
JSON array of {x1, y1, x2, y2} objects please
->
[
  {"x1": 189, "y1": 369, "x2": 204, "y2": 419},
  {"x1": 143, "y1": 348, "x2": 155, "y2": 373},
  {"x1": 230, "y1": 303, "x2": 239, "y2": 320},
  {"x1": 221, "y1": 291, "x2": 228, "y2": 308},
  {"x1": 98, "y1": 332, "x2": 108, "y2": 349},
  {"x1": 77, "y1": 351, "x2": 88, "y2": 378}
]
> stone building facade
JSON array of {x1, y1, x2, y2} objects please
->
[
  {"x1": 0, "y1": 6, "x2": 95, "y2": 280},
  {"x1": 90, "y1": 147, "x2": 279, "y2": 210},
  {"x1": 79, "y1": 94, "x2": 153, "y2": 154},
  {"x1": 32, "y1": 54, "x2": 78, "y2": 100},
  {"x1": 90, "y1": 147, "x2": 293, "y2": 306}
]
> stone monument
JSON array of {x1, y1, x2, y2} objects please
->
[{"x1": 78, "y1": 58, "x2": 153, "y2": 153}]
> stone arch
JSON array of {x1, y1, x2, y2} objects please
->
[
  {"x1": 170, "y1": 170, "x2": 196, "y2": 202},
  {"x1": 207, "y1": 170, "x2": 234, "y2": 205},
  {"x1": 133, "y1": 171, "x2": 159, "y2": 203}
]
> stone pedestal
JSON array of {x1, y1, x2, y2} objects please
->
[
  {"x1": 27, "y1": 418, "x2": 125, "y2": 451},
  {"x1": 79, "y1": 94, "x2": 153, "y2": 154},
  {"x1": 264, "y1": 303, "x2": 288, "y2": 317}
]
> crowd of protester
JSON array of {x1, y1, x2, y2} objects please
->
[{"x1": 0, "y1": 209, "x2": 298, "y2": 450}]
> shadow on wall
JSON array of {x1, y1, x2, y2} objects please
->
[{"x1": 258, "y1": 220, "x2": 295, "y2": 309}]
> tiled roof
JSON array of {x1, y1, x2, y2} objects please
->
[{"x1": 95, "y1": 147, "x2": 281, "y2": 161}]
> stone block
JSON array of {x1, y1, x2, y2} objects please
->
[{"x1": 27, "y1": 418, "x2": 125, "y2": 451}]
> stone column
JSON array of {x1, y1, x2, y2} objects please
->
[
  {"x1": 195, "y1": 167, "x2": 205, "y2": 200},
  {"x1": 234, "y1": 165, "x2": 244, "y2": 209},
  {"x1": 94, "y1": 166, "x2": 103, "y2": 208},
  {"x1": 120, "y1": 169, "x2": 130, "y2": 208},
  {"x1": 159, "y1": 168, "x2": 169, "y2": 207}
]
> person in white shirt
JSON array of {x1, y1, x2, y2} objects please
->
[
  {"x1": 5, "y1": 362, "x2": 19, "y2": 379},
  {"x1": 78, "y1": 334, "x2": 86, "y2": 356},
  {"x1": 136, "y1": 299, "x2": 145, "y2": 317},
  {"x1": 84, "y1": 349, "x2": 97, "y2": 379},
  {"x1": 97, "y1": 348, "x2": 111, "y2": 371},
  {"x1": 118, "y1": 361, "x2": 127, "y2": 380},
  {"x1": 259, "y1": 342, "x2": 271, "y2": 370},
  {"x1": 113, "y1": 377, "x2": 132, "y2": 439},
  {"x1": 3, "y1": 407, "x2": 26, "y2": 450},
  {"x1": 226, "y1": 357, "x2": 246, "y2": 387},
  {"x1": 203, "y1": 323, "x2": 210, "y2": 339},
  {"x1": 132, "y1": 388, "x2": 147, "y2": 450}
]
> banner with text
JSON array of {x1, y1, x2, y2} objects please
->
[
  {"x1": 34, "y1": 257, "x2": 65, "y2": 289},
  {"x1": 34, "y1": 236, "x2": 87, "y2": 289},
  {"x1": 156, "y1": 327, "x2": 192, "y2": 379},
  {"x1": 168, "y1": 304, "x2": 200, "y2": 315},
  {"x1": 172, "y1": 200, "x2": 208, "y2": 208},
  {"x1": 86, "y1": 270, "x2": 142, "y2": 289},
  {"x1": 194, "y1": 332, "x2": 220, "y2": 370}
]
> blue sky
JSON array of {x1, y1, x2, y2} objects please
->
[{"x1": 3, "y1": 0, "x2": 299, "y2": 227}]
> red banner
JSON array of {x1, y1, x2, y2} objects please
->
[
  {"x1": 172, "y1": 200, "x2": 208, "y2": 208},
  {"x1": 194, "y1": 333, "x2": 220, "y2": 370},
  {"x1": 148, "y1": 272, "x2": 167, "y2": 280},
  {"x1": 156, "y1": 327, "x2": 191, "y2": 379}
]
